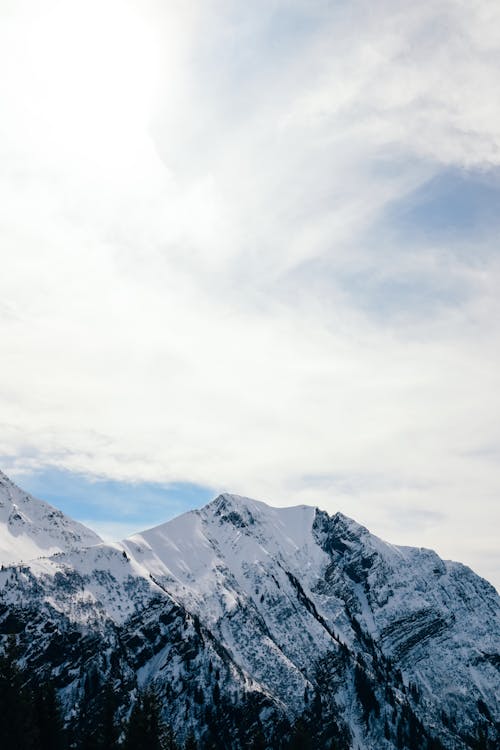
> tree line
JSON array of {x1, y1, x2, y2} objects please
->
[
  {"x1": 1, "y1": 635, "x2": 495, "y2": 750},
  {"x1": 0, "y1": 637, "x2": 178, "y2": 750}
]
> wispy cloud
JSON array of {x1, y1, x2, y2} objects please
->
[{"x1": 1, "y1": 0, "x2": 500, "y2": 586}]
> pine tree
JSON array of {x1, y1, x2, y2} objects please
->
[
  {"x1": 34, "y1": 681, "x2": 65, "y2": 750},
  {"x1": 123, "y1": 687, "x2": 168, "y2": 750},
  {"x1": 123, "y1": 694, "x2": 149, "y2": 750},
  {"x1": 249, "y1": 721, "x2": 267, "y2": 750},
  {"x1": 354, "y1": 663, "x2": 379, "y2": 724},
  {"x1": 288, "y1": 718, "x2": 313, "y2": 750},
  {"x1": 0, "y1": 636, "x2": 39, "y2": 750},
  {"x1": 98, "y1": 681, "x2": 119, "y2": 749}
]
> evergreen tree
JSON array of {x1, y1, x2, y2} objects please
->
[
  {"x1": 76, "y1": 676, "x2": 121, "y2": 750},
  {"x1": 98, "y1": 681, "x2": 119, "y2": 750},
  {"x1": 0, "y1": 636, "x2": 39, "y2": 750},
  {"x1": 249, "y1": 721, "x2": 267, "y2": 750},
  {"x1": 123, "y1": 687, "x2": 168, "y2": 750},
  {"x1": 124, "y1": 697, "x2": 148, "y2": 750},
  {"x1": 354, "y1": 663, "x2": 379, "y2": 724},
  {"x1": 288, "y1": 717, "x2": 313, "y2": 750},
  {"x1": 34, "y1": 681, "x2": 65, "y2": 750}
]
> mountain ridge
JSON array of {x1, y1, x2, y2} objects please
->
[
  {"x1": 0, "y1": 474, "x2": 498, "y2": 749},
  {"x1": 0, "y1": 470, "x2": 101, "y2": 565}
]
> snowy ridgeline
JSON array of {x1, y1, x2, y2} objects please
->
[
  {"x1": 0, "y1": 471, "x2": 498, "y2": 749},
  {"x1": 0, "y1": 470, "x2": 101, "y2": 564}
]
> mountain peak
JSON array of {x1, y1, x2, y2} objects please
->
[
  {"x1": 0, "y1": 469, "x2": 102, "y2": 564},
  {"x1": 206, "y1": 492, "x2": 270, "y2": 526}
]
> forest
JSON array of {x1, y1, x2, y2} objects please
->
[{"x1": 0, "y1": 636, "x2": 493, "y2": 750}]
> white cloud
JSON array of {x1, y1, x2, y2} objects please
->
[{"x1": 1, "y1": 0, "x2": 500, "y2": 588}]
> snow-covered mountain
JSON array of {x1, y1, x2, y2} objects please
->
[
  {"x1": 0, "y1": 470, "x2": 101, "y2": 564},
  {"x1": 0, "y1": 478, "x2": 498, "y2": 749},
  {"x1": 123, "y1": 495, "x2": 500, "y2": 721}
]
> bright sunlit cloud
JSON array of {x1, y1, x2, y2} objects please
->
[{"x1": 1, "y1": 0, "x2": 500, "y2": 589}]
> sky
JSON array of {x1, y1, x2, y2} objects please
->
[{"x1": 1, "y1": 0, "x2": 499, "y2": 589}]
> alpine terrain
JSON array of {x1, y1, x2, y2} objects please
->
[
  {"x1": 0, "y1": 470, "x2": 498, "y2": 749},
  {"x1": 0, "y1": 470, "x2": 101, "y2": 564}
]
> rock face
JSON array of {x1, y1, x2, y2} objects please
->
[
  {"x1": 0, "y1": 480, "x2": 498, "y2": 749},
  {"x1": 0, "y1": 470, "x2": 101, "y2": 564}
]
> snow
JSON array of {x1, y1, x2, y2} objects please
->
[
  {"x1": 122, "y1": 494, "x2": 326, "y2": 623},
  {"x1": 0, "y1": 470, "x2": 101, "y2": 564},
  {"x1": 0, "y1": 474, "x2": 498, "y2": 746},
  {"x1": 117, "y1": 491, "x2": 500, "y2": 728}
]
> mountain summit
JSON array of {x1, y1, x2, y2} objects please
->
[
  {"x1": 0, "y1": 478, "x2": 498, "y2": 749},
  {"x1": 0, "y1": 470, "x2": 101, "y2": 564}
]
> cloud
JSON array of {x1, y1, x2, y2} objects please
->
[{"x1": 1, "y1": 0, "x2": 500, "y2": 588}]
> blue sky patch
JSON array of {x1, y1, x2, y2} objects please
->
[
  {"x1": 387, "y1": 167, "x2": 500, "y2": 239},
  {"x1": 7, "y1": 465, "x2": 215, "y2": 536},
  {"x1": 339, "y1": 268, "x2": 468, "y2": 319}
]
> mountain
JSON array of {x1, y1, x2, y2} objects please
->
[
  {"x1": 0, "y1": 478, "x2": 498, "y2": 749},
  {"x1": 0, "y1": 470, "x2": 101, "y2": 564}
]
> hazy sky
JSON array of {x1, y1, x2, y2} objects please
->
[{"x1": 1, "y1": 0, "x2": 499, "y2": 589}]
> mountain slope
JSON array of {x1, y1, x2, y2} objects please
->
[
  {"x1": 121, "y1": 494, "x2": 500, "y2": 743},
  {"x1": 0, "y1": 481, "x2": 498, "y2": 749},
  {"x1": 0, "y1": 470, "x2": 101, "y2": 564}
]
